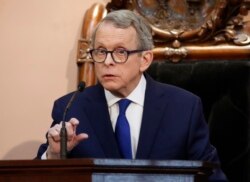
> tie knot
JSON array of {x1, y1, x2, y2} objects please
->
[{"x1": 118, "y1": 99, "x2": 131, "y2": 115}]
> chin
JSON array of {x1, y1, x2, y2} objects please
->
[{"x1": 102, "y1": 82, "x2": 120, "y2": 92}]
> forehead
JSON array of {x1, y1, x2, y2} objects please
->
[{"x1": 94, "y1": 22, "x2": 138, "y2": 48}]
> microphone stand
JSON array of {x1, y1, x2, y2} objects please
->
[
  {"x1": 60, "y1": 109, "x2": 69, "y2": 159},
  {"x1": 60, "y1": 82, "x2": 85, "y2": 159}
]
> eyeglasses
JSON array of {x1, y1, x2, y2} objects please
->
[{"x1": 88, "y1": 48, "x2": 145, "y2": 63}]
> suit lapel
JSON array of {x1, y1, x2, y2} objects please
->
[
  {"x1": 85, "y1": 84, "x2": 121, "y2": 158},
  {"x1": 136, "y1": 75, "x2": 168, "y2": 159},
  {"x1": 84, "y1": 76, "x2": 169, "y2": 159}
]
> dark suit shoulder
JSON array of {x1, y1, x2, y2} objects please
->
[
  {"x1": 54, "y1": 84, "x2": 104, "y2": 111},
  {"x1": 148, "y1": 76, "x2": 200, "y2": 103},
  {"x1": 160, "y1": 82, "x2": 198, "y2": 99},
  {"x1": 54, "y1": 84, "x2": 103, "y2": 105}
]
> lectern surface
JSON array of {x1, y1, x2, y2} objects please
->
[{"x1": 0, "y1": 159, "x2": 215, "y2": 182}]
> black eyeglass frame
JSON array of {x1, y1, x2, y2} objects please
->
[{"x1": 88, "y1": 49, "x2": 146, "y2": 63}]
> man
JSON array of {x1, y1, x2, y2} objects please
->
[{"x1": 36, "y1": 10, "x2": 227, "y2": 181}]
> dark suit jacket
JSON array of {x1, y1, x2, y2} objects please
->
[{"x1": 36, "y1": 74, "x2": 227, "y2": 181}]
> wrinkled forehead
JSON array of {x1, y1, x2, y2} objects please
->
[
  {"x1": 93, "y1": 21, "x2": 139, "y2": 48},
  {"x1": 97, "y1": 20, "x2": 135, "y2": 33}
]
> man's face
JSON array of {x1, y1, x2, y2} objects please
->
[{"x1": 94, "y1": 22, "x2": 152, "y2": 97}]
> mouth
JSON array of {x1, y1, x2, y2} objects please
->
[{"x1": 102, "y1": 74, "x2": 116, "y2": 78}]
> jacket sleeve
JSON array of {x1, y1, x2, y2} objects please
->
[{"x1": 187, "y1": 97, "x2": 228, "y2": 181}]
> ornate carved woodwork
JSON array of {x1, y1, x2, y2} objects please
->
[
  {"x1": 77, "y1": 3, "x2": 107, "y2": 86},
  {"x1": 77, "y1": 0, "x2": 250, "y2": 85}
]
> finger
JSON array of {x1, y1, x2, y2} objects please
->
[
  {"x1": 74, "y1": 133, "x2": 89, "y2": 146},
  {"x1": 54, "y1": 124, "x2": 62, "y2": 133},
  {"x1": 69, "y1": 118, "x2": 80, "y2": 130},
  {"x1": 67, "y1": 118, "x2": 80, "y2": 139},
  {"x1": 76, "y1": 133, "x2": 88, "y2": 142},
  {"x1": 59, "y1": 119, "x2": 76, "y2": 140},
  {"x1": 65, "y1": 122, "x2": 75, "y2": 140},
  {"x1": 47, "y1": 124, "x2": 61, "y2": 142},
  {"x1": 68, "y1": 133, "x2": 88, "y2": 151}
]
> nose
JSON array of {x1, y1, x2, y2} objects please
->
[{"x1": 104, "y1": 52, "x2": 115, "y2": 65}]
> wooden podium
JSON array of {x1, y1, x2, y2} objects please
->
[{"x1": 0, "y1": 159, "x2": 216, "y2": 182}]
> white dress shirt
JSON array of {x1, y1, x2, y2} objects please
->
[{"x1": 105, "y1": 75, "x2": 146, "y2": 159}]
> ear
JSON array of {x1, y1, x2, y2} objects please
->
[{"x1": 139, "y1": 50, "x2": 154, "y2": 72}]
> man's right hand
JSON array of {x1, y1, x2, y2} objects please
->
[{"x1": 46, "y1": 118, "x2": 88, "y2": 159}]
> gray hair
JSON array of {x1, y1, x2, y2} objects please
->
[{"x1": 90, "y1": 10, "x2": 154, "y2": 50}]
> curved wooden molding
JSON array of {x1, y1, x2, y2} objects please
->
[
  {"x1": 77, "y1": 3, "x2": 107, "y2": 86},
  {"x1": 106, "y1": 0, "x2": 250, "y2": 62},
  {"x1": 77, "y1": 1, "x2": 250, "y2": 85}
]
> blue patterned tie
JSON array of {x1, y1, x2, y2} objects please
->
[{"x1": 115, "y1": 99, "x2": 132, "y2": 159}]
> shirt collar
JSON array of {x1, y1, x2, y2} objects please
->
[{"x1": 105, "y1": 75, "x2": 146, "y2": 107}]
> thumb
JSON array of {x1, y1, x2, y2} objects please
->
[
  {"x1": 68, "y1": 133, "x2": 88, "y2": 151},
  {"x1": 74, "y1": 133, "x2": 89, "y2": 145},
  {"x1": 76, "y1": 133, "x2": 88, "y2": 142}
]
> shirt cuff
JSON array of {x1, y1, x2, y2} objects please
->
[{"x1": 41, "y1": 150, "x2": 47, "y2": 160}]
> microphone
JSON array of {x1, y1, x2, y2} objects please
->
[{"x1": 60, "y1": 81, "x2": 86, "y2": 159}]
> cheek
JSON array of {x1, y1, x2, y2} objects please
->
[
  {"x1": 121, "y1": 63, "x2": 140, "y2": 80},
  {"x1": 128, "y1": 60, "x2": 141, "y2": 73},
  {"x1": 94, "y1": 64, "x2": 101, "y2": 76}
]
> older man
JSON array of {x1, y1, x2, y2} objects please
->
[{"x1": 36, "y1": 10, "x2": 227, "y2": 181}]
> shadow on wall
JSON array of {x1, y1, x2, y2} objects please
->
[{"x1": 3, "y1": 141, "x2": 41, "y2": 160}]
